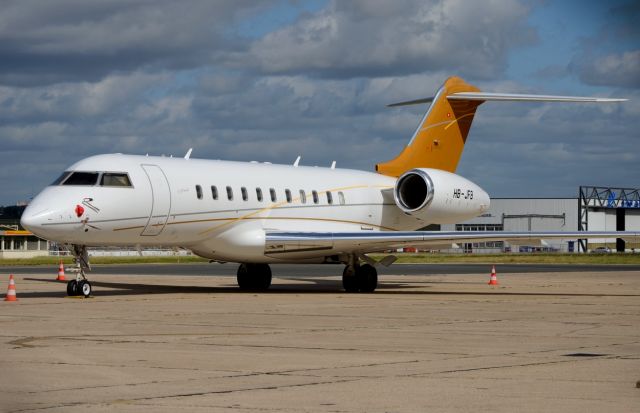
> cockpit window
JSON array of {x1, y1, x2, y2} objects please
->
[
  {"x1": 101, "y1": 173, "x2": 132, "y2": 187},
  {"x1": 62, "y1": 172, "x2": 99, "y2": 186},
  {"x1": 51, "y1": 171, "x2": 72, "y2": 186}
]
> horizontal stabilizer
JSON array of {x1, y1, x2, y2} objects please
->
[
  {"x1": 377, "y1": 75, "x2": 627, "y2": 178},
  {"x1": 447, "y1": 92, "x2": 627, "y2": 103},
  {"x1": 386, "y1": 97, "x2": 435, "y2": 107},
  {"x1": 386, "y1": 93, "x2": 627, "y2": 107}
]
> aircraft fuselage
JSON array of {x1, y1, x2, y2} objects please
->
[{"x1": 21, "y1": 153, "x2": 489, "y2": 263}]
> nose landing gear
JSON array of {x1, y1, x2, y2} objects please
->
[{"x1": 65, "y1": 244, "x2": 92, "y2": 298}]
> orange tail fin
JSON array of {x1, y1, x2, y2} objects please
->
[{"x1": 376, "y1": 76, "x2": 483, "y2": 177}]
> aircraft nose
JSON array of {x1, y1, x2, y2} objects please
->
[{"x1": 20, "y1": 204, "x2": 50, "y2": 236}]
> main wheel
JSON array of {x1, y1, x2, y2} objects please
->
[
  {"x1": 66, "y1": 280, "x2": 78, "y2": 296},
  {"x1": 342, "y1": 266, "x2": 359, "y2": 292},
  {"x1": 237, "y1": 264, "x2": 272, "y2": 291},
  {"x1": 237, "y1": 264, "x2": 252, "y2": 290},
  {"x1": 357, "y1": 264, "x2": 378, "y2": 293},
  {"x1": 78, "y1": 280, "x2": 92, "y2": 297},
  {"x1": 254, "y1": 264, "x2": 272, "y2": 290}
]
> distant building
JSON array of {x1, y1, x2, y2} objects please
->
[
  {"x1": 0, "y1": 229, "x2": 50, "y2": 258},
  {"x1": 441, "y1": 188, "x2": 640, "y2": 253}
]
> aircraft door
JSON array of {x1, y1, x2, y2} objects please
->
[{"x1": 141, "y1": 164, "x2": 171, "y2": 236}]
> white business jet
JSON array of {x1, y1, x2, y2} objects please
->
[{"x1": 21, "y1": 77, "x2": 636, "y2": 297}]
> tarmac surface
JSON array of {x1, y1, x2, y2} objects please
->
[{"x1": 1, "y1": 264, "x2": 639, "y2": 412}]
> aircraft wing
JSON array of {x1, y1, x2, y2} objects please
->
[{"x1": 265, "y1": 231, "x2": 640, "y2": 256}]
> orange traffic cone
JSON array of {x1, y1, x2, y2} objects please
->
[
  {"x1": 488, "y1": 265, "x2": 498, "y2": 285},
  {"x1": 56, "y1": 261, "x2": 66, "y2": 281},
  {"x1": 5, "y1": 274, "x2": 17, "y2": 301}
]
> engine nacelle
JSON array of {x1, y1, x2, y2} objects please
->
[{"x1": 394, "y1": 168, "x2": 490, "y2": 224}]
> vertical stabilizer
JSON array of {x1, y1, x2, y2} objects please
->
[{"x1": 376, "y1": 76, "x2": 482, "y2": 177}]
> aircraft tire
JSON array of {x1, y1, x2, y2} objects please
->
[
  {"x1": 237, "y1": 264, "x2": 272, "y2": 291},
  {"x1": 342, "y1": 266, "x2": 359, "y2": 292},
  {"x1": 237, "y1": 264, "x2": 252, "y2": 290},
  {"x1": 254, "y1": 264, "x2": 272, "y2": 291},
  {"x1": 358, "y1": 264, "x2": 378, "y2": 293},
  {"x1": 78, "y1": 280, "x2": 92, "y2": 297},
  {"x1": 66, "y1": 280, "x2": 78, "y2": 296}
]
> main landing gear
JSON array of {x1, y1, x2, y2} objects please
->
[
  {"x1": 66, "y1": 244, "x2": 92, "y2": 298},
  {"x1": 342, "y1": 263, "x2": 378, "y2": 293},
  {"x1": 235, "y1": 256, "x2": 380, "y2": 293},
  {"x1": 237, "y1": 263, "x2": 272, "y2": 291}
]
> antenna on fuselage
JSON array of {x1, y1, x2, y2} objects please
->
[
  {"x1": 293, "y1": 156, "x2": 301, "y2": 167},
  {"x1": 184, "y1": 148, "x2": 193, "y2": 160}
]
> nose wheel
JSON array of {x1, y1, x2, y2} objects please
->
[
  {"x1": 66, "y1": 280, "x2": 92, "y2": 298},
  {"x1": 65, "y1": 244, "x2": 93, "y2": 298}
]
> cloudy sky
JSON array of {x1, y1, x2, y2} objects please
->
[{"x1": 1, "y1": 0, "x2": 638, "y2": 205}]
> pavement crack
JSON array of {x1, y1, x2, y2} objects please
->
[
  {"x1": 404, "y1": 357, "x2": 605, "y2": 377},
  {"x1": 119, "y1": 377, "x2": 361, "y2": 402},
  {"x1": 7, "y1": 336, "x2": 38, "y2": 349}
]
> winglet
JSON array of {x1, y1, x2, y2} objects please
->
[{"x1": 184, "y1": 148, "x2": 193, "y2": 160}]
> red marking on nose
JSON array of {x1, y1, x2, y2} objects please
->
[{"x1": 75, "y1": 205, "x2": 85, "y2": 218}]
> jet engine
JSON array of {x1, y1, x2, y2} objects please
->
[{"x1": 393, "y1": 168, "x2": 490, "y2": 223}]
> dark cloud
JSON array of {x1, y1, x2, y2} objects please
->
[
  {"x1": 0, "y1": 0, "x2": 262, "y2": 86},
  {"x1": 0, "y1": 0, "x2": 637, "y2": 206},
  {"x1": 573, "y1": 50, "x2": 640, "y2": 88},
  {"x1": 244, "y1": 0, "x2": 537, "y2": 80},
  {"x1": 569, "y1": 2, "x2": 640, "y2": 88}
]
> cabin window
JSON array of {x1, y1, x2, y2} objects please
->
[
  {"x1": 195, "y1": 185, "x2": 203, "y2": 200},
  {"x1": 226, "y1": 186, "x2": 233, "y2": 201},
  {"x1": 256, "y1": 188, "x2": 263, "y2": 202},
  {"x1": 299, "y1": 190, "x2": 306, "y2": 204},
  {"x1": 61, "y1": 172, "x2": 99, "y2": 186},
  {"x1": 270, "y1": 188, "x2": 277, "y2": 202},
  {"x1": 338, "y1": 191, "x2": 345, "y2": 205},
  {"x1": 285, "y1": 189, "x2": 292, "y2": 203},
  {"x1": 101, "y1": 173, "x2": 132, "y2": 187},
  {"x1": 211, "y1": 185, "x2": 218, "y2": 200},
  {"x1": 241, "y1": 187, "x2": 248, "y2": 201},
  {"x1": 312, "y1": 190, "x2": 319, "y2": 204},
  {"x1": 326, "y1": 191, "x2": 333, "y2": 205}
]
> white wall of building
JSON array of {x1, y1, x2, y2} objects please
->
[{"x1": 440, "y1": 198, "x2": 640, "y2": 252}]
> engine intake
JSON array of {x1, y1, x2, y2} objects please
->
[
  {"x1": 392, "y1": 168, "x2": 490, "y2": 223},
  {"x1": 394, "y1": 169, "x2": 434, "y2": 213}
]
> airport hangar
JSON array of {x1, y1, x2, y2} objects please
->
[
  {"x1": 439, "y1": 186, "x2": 640, "y2": 253},
  {"x1": 1, "y1": 185, "x2": 639, "y2": 258}
]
